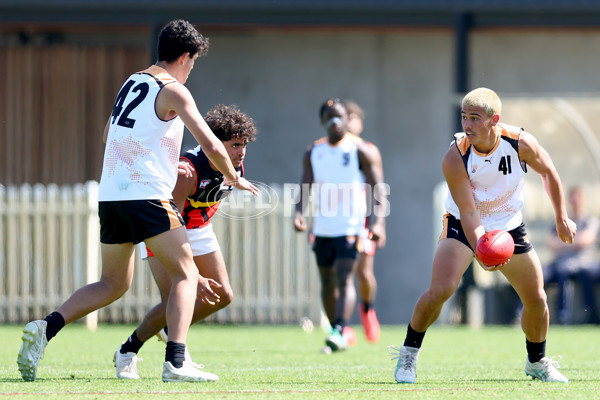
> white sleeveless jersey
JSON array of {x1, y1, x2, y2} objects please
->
[
  {"x1": 98, "y1": 66, "x2": 185, "y2": 201},
  {"x1": 310, "y1": 134, "x2": 367, "y2": 237},
  {"x1": 444, "y1": 123, "x2": 528, "y2": 231}
]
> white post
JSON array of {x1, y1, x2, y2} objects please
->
[
  {"x1": 467, "y1": 287, "x2": 484, "y2": 329},
  {"x1": 85, "y1": 181, "x2": 99, "y2": 330},
  {"x1": 19, "y1": 184, "x2": 32, "y2": 321}
]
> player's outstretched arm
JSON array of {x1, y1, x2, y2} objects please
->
[
  {"x1": 159, "y1": 82, "x2": 249, "y2": 190},
  {"x1": 518, "y1": 131, "x2": 577, "y2": 244},
  {"x1": 226, "y1": 177, "x2": 259, "y2": 195},
  {"x1": 294, "y1": 147, "x2": 313, "y2": 232}
]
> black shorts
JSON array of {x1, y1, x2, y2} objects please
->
[
  {"x1": 99, "y1": 199, "x2": 184, "y2": 245},
  {"x1": 440, "y1": 213, "x2": 533, "y2": 254},
  {"x1": 312, "y1": 235, "x2": 359, "y2": 267}
]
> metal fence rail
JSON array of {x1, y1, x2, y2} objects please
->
[{"x1": 0, "y1": 182, "x2": 322, "y2": 327}]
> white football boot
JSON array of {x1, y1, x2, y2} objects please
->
[
  {"x1": 156, "y1": 328, "x2": 168, "y2": 343},
  {"x1": 325, "y1": 328, "x2": 348, "y2": 352},
  {"x1": 17, "y1": 320, "x2": 49, "y2": 382},
  {"x1": 525, "y1": 356, "x2": 568, "y2": 383},
  {"x1": 113, "y1": 345, "x2": 142, "y2": 379},
  {"x1": 162, "y1": 361, "x2": 219, "y2": 382},
  {"x1": 388, "y1": 345, "x2": 419, "y2": 384}
]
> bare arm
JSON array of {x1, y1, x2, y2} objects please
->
[
  {"x1": 519, "y1": 131, "x2": 576, "y2": 243},
  {"x1": 294, "y1": 147, "x2": 314, "y2": 232},
  {"x1": 172, "y1": 159, "x2": 197, "y2": 212},
  {"x1": 442, "y1": 146, "x2": 485, "y2": 253},
  {"x1": 158, "y1": 83, "x2": 257, "y2": 194},
  {"x1": 358, "y1": 142, "x2": 387, "y2": 248}
]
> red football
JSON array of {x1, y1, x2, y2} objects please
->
[{"x1": 476, "y1": 230, "x2": 515, "y2": 267}]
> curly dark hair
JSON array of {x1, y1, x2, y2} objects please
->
[
  {"x1": 205, "y1": 104, "x2": 257, "y2": 143},
  {"x1": 157, "y1": 19, "x2": 210, "y2": 63},
  {"x1": 319, "y1": 97, "x2": 347, "y2": 120}
]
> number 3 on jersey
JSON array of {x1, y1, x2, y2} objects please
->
[
  {"x1": 111, "y1": 80, "x2": 149, "y2": 128},
  {"x1": 498, "y1": 155, "x2": 512, "y2": 175}
]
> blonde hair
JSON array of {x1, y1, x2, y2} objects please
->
[{"x1": 461, "y1": 88, "x2": 501, "y2": 117}]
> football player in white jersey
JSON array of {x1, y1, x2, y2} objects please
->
[
  {"x1": 17, "y1": 20, "x2": 257, "y2": 383},
  {"x1": 294, "y1": 98, "x2": 387, "y2": 352},
  {"x1": 345, "y1": 100, "x2": 385, "y2": 344},
  {"x1": 390, "y1": 88, "x2": 577, "y2": 384},
  {"x1": 113, "y1": 104, "x2": 257, "y2": 381}
]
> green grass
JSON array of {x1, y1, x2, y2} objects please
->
[{"x1": 0, "y1": 323, "x2": 599, "y2": 399}]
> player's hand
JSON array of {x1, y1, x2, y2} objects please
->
[
  {"x1": 556, "y1": 218, "x2": 577, "y2": 244},
  {"x1": 225, "y1": 177, "x2": 259, "y2": 195},
  {"x1": 294, "y1": 213, "x2": 307, "y2": 232},
  {"x1": 368, "y1": 223, "x2": 386, "y2": 248},
  {"x1": 177, "y1": 161, "x2": 194, "y2": 178},
  {"x1": 197, "y1": 276, "x2": 222, "y2": 305},
  {"x1": 477, "y1": 257, "x2": 510, "y2": 272}
]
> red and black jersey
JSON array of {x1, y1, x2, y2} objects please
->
[{"x1": 179, "y1": 145, "x2": 243, "y2": 229}]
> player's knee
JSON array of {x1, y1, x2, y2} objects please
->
[
  {"x1": 356, "y1": 268, "x2": 368, "y2": 282},
  {"x1": 335, "y1": 263, "x2": 354, "y2": 283},
  {"x1": 320, "y1": 275, "x2": 336, "y2": 293},
  {"x1": 171, "y1": 269, "x2": 200, "y2": 288},
  {"x1": 99, "y1": 276, "x2": 131, "y2": 299},
  {"x1": 522, "y1": 290, "x2": 547, "y2": 312},
  {"x1": 429, "y1": 283, "x2": 456, "y2": 304},
  {"x1": 218, "y1": 285, "x2": 234, "y2": 308}
]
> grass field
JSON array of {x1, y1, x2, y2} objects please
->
[{"x1": 1, "y1": 323, "x2": 599, "y2": 399}]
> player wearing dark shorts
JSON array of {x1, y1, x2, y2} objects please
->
[
  {"x1": 113, "y1": 104, "x2": 256, "y2": 381},
  {"x1": 99, "y1": 199, "x2": 184, "y2": 245},
  {"x1": 294, "y1": 98, "x2": 387, "y2": 352},
  {"x1": 441, "y1": 213, "x2": 533, "y2": 254},
  {"x1": 390, "y1": 87, "x2": 576, "y2": 384},
  {"x1": 312, "y1": 236, "x2": 359, "y2": 267},
  {"x1": 17, "y1": 19, "x2": 257, "y2": 383}
]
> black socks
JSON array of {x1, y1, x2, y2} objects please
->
[
  {"x1": 526, "y1": 339, "x2": 546, "y2": 363},
  {"x1": 403, "y1": 323, "x2": 426, "y2": 349},
  {"x1": 120, "y1": 330, "x2": 144, "y2": 354},
  {"x1": 166, "y1": 341, "x2": 186, "y2": 368},
  {"x1": 44, "y1": 312, "x2": 65, "y2": 342},
  {"x1": 332, "y1": 318, "x2": 347, "y2": 334}
]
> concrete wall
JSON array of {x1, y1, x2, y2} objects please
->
[
  {"x1": 182, "y1": 29, "x2": 453, "y2": 324},
  {"x1": 179, "y1": 28, "x2": 600, "y2": 324}
]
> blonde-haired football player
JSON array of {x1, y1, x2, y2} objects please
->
[{"x1": 389, "y1": 87, "x2": 576, "y2": 384}]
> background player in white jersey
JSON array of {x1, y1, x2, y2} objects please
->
[
  {"x1": 294, "y1": 98, "x2": 387, "y2": 352},
  {"x1": 389, "y1": 88, "x2": 577, "y2": 384},
  {"x1": 345, "y1": 100, "x2": 385, "y2": 343},
  {"x1": 113, "y1": 104, "x2": 257, "y2": 380},
  {"x1": 17, "y1": 20, "x2": 257, "y2": 383}
]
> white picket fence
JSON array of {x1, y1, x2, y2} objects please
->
[{"x1": 0, "y1": 182, "x2": 322, "y2": 327}]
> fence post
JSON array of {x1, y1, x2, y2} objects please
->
[
  {"x1": 32, "y1": 184, "x2": 45, "y2": 318},
  {"x1": 0, "y1": 185, "x2": 4, "y2": 319},
  {"x1": 85, "y1": 181, "x2": 99, "y2": 330}
]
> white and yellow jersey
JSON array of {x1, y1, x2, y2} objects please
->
[
  {"x1": 310, "y1": 134, "x2": 367, "y2": 237},
  {"x1": 99, "y1": 66, "x2": 185, "y2": 201},
  {"x1": 444, "y1": 123, "x2": 528, "y2": 231}
]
